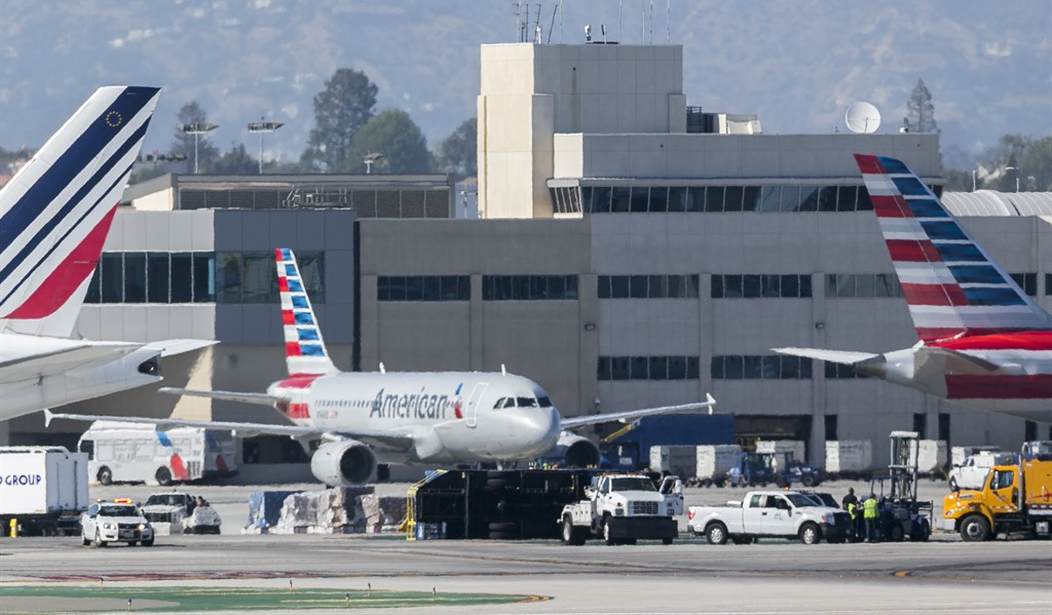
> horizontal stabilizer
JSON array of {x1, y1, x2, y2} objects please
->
[
  {"x1": 773, "y1": 347, "x2": 880, "y2": 366},
  {"x1": 158, "y1": 387, "x2": 283, "y2": 407},
  {"x1": 0, "y1": 341, "x2": 139, "y2": 384},
  {"x1": 561, "y1": 394, "x2": 717, "y2": 430}
]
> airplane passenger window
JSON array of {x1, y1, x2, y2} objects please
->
[
  {"x1": 517, "y1": 397, "x2": 538, "y2": 407},
  {"x1": 493, "y1": 397, "x2": 506, "y2": 409}
]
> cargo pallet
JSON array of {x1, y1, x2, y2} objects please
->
[{"x1": 407, "y1": 469, "x2": 601, "y2": 540}]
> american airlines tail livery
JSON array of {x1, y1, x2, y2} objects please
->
[
  {"x1": 0, "y1": 86, "x2": 212, "y2": 423},
  {"x1": 776, "y1": 154, "x2": 1052, "y2": 421},
  {"x1": 49, "y1": 249, "x2": 716, "y2": 484}
]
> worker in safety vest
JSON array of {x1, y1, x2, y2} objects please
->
[{"x1": 863, "y1": 493, "x2": 880, "y2": 542}]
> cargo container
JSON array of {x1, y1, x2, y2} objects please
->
[
  {"x1": 600, "y1": 415, "x2": 735, "y2": 472},
  {"x1": 0, "y1": 446, "x2": 89, "y2": 536},
  {"x1": 755, "y1": 440, "x2": 805, "y2": 468},
  {"x1": 695, "y1": 445, "x2": 743, "y2": 486},
  {"x1": 649, "y1": 445, "x2": 698, "y2": 478},
  {"x1": 824, "y1": 440, "x2": 873, "y2": 479}
]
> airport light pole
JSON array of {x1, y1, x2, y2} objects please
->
[
  {"x1": 180, "y1": 122, "x2": 218, "y2": 174},
  {"x1": 1006, "y1": 166, "x2": 1020, "y2": 193},
  {"x1": 363, "y1": 152, "x2": 384, "y2": 174},
  {"x1": 247, "y1": 117, "x2": 284, "y2": 175}
]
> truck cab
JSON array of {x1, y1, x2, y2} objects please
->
[
  {"x1": 943, "y1": 453, "x2": 1052, "y2": 541},
  {"x1": 559, "y1": 474, "x2": 680, "y2": 545}
]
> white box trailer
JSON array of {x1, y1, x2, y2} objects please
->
[
  {"x1": 649, "y1": 445, "x2": 697, "y2": 478},
  {"x1": 79, "y1": 421, "x2": 237, "y2": 486},
  {"x1": 694, "y1": 445, "x2": 743, "y2": 486},
  {"x1": 911, "y1": 440, "x2": 948, "y2": 476},
  {"x1": 0, "y1": 446, "x2": 89, "y2": 536},
  {"x1": 825, "y1": 441, "x2": 873, "y2": 478}
]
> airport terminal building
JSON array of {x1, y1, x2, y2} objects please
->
[{"x1": 5, "y1": 42, "x2": 1051, "y2": 470}]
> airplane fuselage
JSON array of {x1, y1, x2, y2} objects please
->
[
  {"x1": 859, "y1": 331, "x2": 1052, "y2": 421},
  {"x1": 0, "y1": 333, "x2": 164, "y2": 422},
  {"x1": 265, "y1": 371, "x2": 562, "y2": 463}
]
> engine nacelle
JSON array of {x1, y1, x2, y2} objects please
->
[
  {"x1": 310, "y1": 439, "x2": 377, "y2": 486},
  {"x1": 553, "y1": 432, "x2": 600, "y2": 468}
]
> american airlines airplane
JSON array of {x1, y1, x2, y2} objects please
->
[
  {"x1": 49, "y1": 249, "x2": 716, "y2": 485},
  {"x1": 0, "y1": 86, "x2": 211, "y2": 423},
  {"x1": 776, "y1": 154, "x2": 1052, "y2": 422}
]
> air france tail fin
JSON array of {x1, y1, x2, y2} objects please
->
[
  {"x1": 854, "y1": 153, "x2": 1052, "y2": 342},
  {"x1": 0, "y1": 86, "x2": 161, "y2": 337},
  {"x1": 275, "y1": 247, "x2": 337, "y2": 375}
]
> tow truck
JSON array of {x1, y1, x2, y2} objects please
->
[
  {"x1": 559, "y1": 474, "x2": 681, "y2": 545},
  {"x1": 80, "y1": 498, "x2": 155, "y2": 547}
]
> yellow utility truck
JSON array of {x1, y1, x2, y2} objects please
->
[{"x1": 943, "y1": 441, "x2": 1052, "y2": 541}]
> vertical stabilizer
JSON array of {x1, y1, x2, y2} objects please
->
[
  {"x1": 0, "y1": 86, "x2": 161, "y2": 337},
  {"x1": 275, "y1": 247, "x2": 338, "y2": 375},
  {"x1": 855, "y1": 153, "x2": 1052, "y2": 342}
]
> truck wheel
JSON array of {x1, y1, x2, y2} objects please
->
[
  {"x1": 602, "y1": 517, "x2": 617, "y2": 546},
  {"x1": 701, "y1": 479, "x2": 712, "y2": 488},
  {"x1": 155, "y1": 467, "x2": 173, "y2": 487},
  {"x1": 705, "y1": 522, "x2": 728, "y2": 545},
  {"x1": 562, "y1": 516, "x2": 585, "y2": 545},
  {"x1": 97, "y1": 466, "x2": 113, "y2": 486},
  {"x1": 82, "y1": 536, "x2": 90, "y2": 546},
  {"x1": 801, "y1": 475, "x2": 816, "y2": 487},
  {"x1": 960, "y1": 515, "x2": 990, "y2": 542},
  {"x1": 889, "y1": 524, "x2": 905, "y2": 543},
  {"x1": 141, "y1": 536, "x2": 154, "y2": 547},
  {"x1": 799, "y1": 522, "x2": 821, "y2": 545},
  {"x1": 911, "y1": 520, "x2": 931, "y2": 542}
]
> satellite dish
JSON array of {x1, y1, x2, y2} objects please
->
[{"x1": 845, "y1": 101, "x2": 881, "y2": 134}]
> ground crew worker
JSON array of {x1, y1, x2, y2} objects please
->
[
  {"x1": 863, "y1": 493, "x2": 879, "y2": 542},
  {"x1": 842, "y1": 488, "x2": 859, "y2": 542}
]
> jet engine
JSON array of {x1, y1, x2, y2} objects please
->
[
  {"x1": 310, "y1": 439, "x2": 377, "y2": 486},
  {"x1": 554, "y1": 432, "x2": 601, "y2": 468}
]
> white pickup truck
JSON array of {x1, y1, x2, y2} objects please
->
[
  {"x1": 560, "y1": 474, "x2": 681, "y2": 545},
  {"x1": 687, "y1": 490, "x2": 849, "y2": 545}
]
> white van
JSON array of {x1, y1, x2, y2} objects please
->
[{"x1": 78, "y1": 422, "x2": 237, "y2": 486}]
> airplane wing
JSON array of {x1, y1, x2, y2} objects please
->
[
  {"x1": 142, "y1": 339, "x2": 218, "y2": 358},
  {"x1": 772, "y1": 347, "x2": 880, "y2": 365},
  {"x1": 0, "y1": 342, "x2": 140, "y2": 384},
  {"x1": 43, "y1": 409, "x2": 415, "y2": 449},
  {"x1": 560, "y1": 395, "x2": 717, "y2": 430},
  {"x1": 158, "y1": 387, "x2": 283, "y2": 407}
]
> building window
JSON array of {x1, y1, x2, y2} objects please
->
[
  {"x1": 825, "y1": 274, "x2": 902, "y2": 298},
  {"x1": 1010, "y1": 273, "x2": 1037, "y2": 296},
  {"x1": 85, "y1": 251, "x2": 322, "y2": 305},
  {"x1": 712, "y1": 274, "x2": 812, "y2": 298},
  {"x1": 598, "y1": 355, "x2": 700, "y2": 381},
  {"x1": 583, "y1": 184, "x2": 906, "y2": 214},
  {"x1": 482, "y1": 275, "x2": 578, "y2": 301},
  {"x1": 825, "y1": 363, "x2": 868, "y2": 379},
  {"x1": 378, "y1": 275, "x2": 470, "y2": 301},
  {"x1": 598, "y1": 274, "x2": 699, "y2": 299},
  {"x1": 711, "y1": 355, "x2": 813, "y2": 380}
]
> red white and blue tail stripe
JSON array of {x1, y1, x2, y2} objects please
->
[
  {"x1": 275, "y1": 247, "x2": 337, "y2": 376},
  {"x1": 855, "y1": 154, "x2": 1052, "y2": 342},
  {"x1": 0, "y1": 86, "x2": 161, "y2": 338}
]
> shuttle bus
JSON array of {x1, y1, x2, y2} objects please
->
[{"x1": 78, "y1": 422, "x2": 237, "y2": 486}]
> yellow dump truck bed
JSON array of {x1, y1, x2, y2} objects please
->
[{"x1": 1023, "y1": 459, "x2": 1052, "y2": 511}]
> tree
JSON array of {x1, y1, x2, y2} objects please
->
[
  {"x1": 347, "y1": 109, "x2": 432, "y2": 174},
  {"x1": 435, "y1": 118, "x2": 477, "y2": 177},
  {"x1": 301, "y1": 68, "x2": 378, "y2": 172},
  {"x1": 906, "y1": 79, "x2": 937, "y2": 133},
  {"x1": 170, "y1": 101, "x2": 219, "y2": 173},
  {"x1": 211, "y1": 143, "x2": 259, "y2": 175}
]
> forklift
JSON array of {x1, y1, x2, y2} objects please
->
[{"x1": 867, "y1": 431, "x2": 933, "y2": 541}]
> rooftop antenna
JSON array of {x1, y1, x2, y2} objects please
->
[
  {"x1": 601, "y1": 23, "x2": 607, "y2": 44},
  {"x1": 844, "y1": 101, "x2": 882, "y2": 134},
  {"x1": 584, "y1": 24, "x2": 592, "y2": 42},
  {"x1": 547, "y1": 1, "x2": 558, "y2": 44},
  {"x1": 514, "y1": 0, "x2": 522, "y2": 42},
  {"x1": 534, "y1": 24, "x2": 542, "y2": 43},
  {"x1": 666, "y1": 0, "x2": 671, "y2": 42},
  {"x1": 618, "y1": 0, "x2": 623, "y2": 41},
  {"x1": 534, "y1": 3, "x2": 543, "y2": 42}
]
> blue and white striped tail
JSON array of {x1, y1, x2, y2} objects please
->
[
  {"x1": 0, "y1": 86, "x2": 161, "y2": 337},
  {"x1": 275, "y1": 247, "x2": 337, "y2": 375}
]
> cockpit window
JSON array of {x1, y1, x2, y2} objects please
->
[
  {"x1": 493, "y1": 397, "x2": 506, "y2": 409},
  {"x1": 516, "y1": 397, "x2": 538, "y2": 408},
  {"x1": 502, "y1": 398, "x2": 515, "y2": 408},
  {"x1": 537, "y1": 396, "x2": 553, "y2": 408}
]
